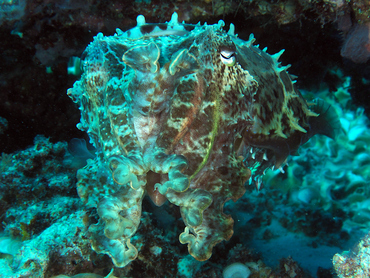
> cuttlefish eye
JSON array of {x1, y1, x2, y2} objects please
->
[{"x1": 220, "y1": 49, "x2": 236, "y2": 66}]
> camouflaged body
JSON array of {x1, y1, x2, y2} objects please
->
[{"x1": 67, "y1": 13, "x2": 317, "y2": 267}]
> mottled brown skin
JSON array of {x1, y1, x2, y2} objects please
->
[{"x1": 67, "y1": 15, "x2": 322, "y2": 267}]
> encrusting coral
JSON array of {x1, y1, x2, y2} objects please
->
[
  {"x1": 67, "y1": 12, "x2": 336, "y2": 267},
  {"x1": 333, "y1": 232, "x2": 370, "y2": 277}
]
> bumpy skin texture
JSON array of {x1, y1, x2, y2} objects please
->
[{"x1": 67, "y1": 13, "x2": 317, "y2": 267}]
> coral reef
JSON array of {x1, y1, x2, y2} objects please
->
[
  {"x1": 341, "y1": 22, "x2": 370, "y2": 64},
  {"x1": 0, "y1": 0, "x2": 26, "y2": 25},
  {"x1": 0, "y1": 135, "x2": 76, "y2": 213},
  {"x1": 0, "y1": 211, "x2": 93, "y2": 277},
  {"x1": 333, "y1": 232, "x2": 370, "y2": 277},
  {"x1": 1, "y1": 1, "x2": 370, "y2": 278},
  {"x1": 223, "y1": 262, "x2": 251, "y2": 278},
  {"x1": 346, "y1": 0, "x2": 370, "y2": 24},
  {"x1": 265, "y1": 69, "x2": 370, "y2": 229},
  {"x1": 0, "y1": 136, "x2": 97, "y2": 276},
  {"x1": 67, "y1": 12, "x2": 335, "y2": 268},
  {"x1": 239, "y1": 0, "x2": 349, "y2": 26}
]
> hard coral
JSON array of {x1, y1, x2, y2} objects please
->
[
  {"x1": 346, "y1": 0, "x2": 370, "y2": 24},
  {"x1": 333, "y1": 232, "x2": 370, "y2": 277},
  {"x1": 341, "y1": 22, "x2": 370, "y2": 64}
]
